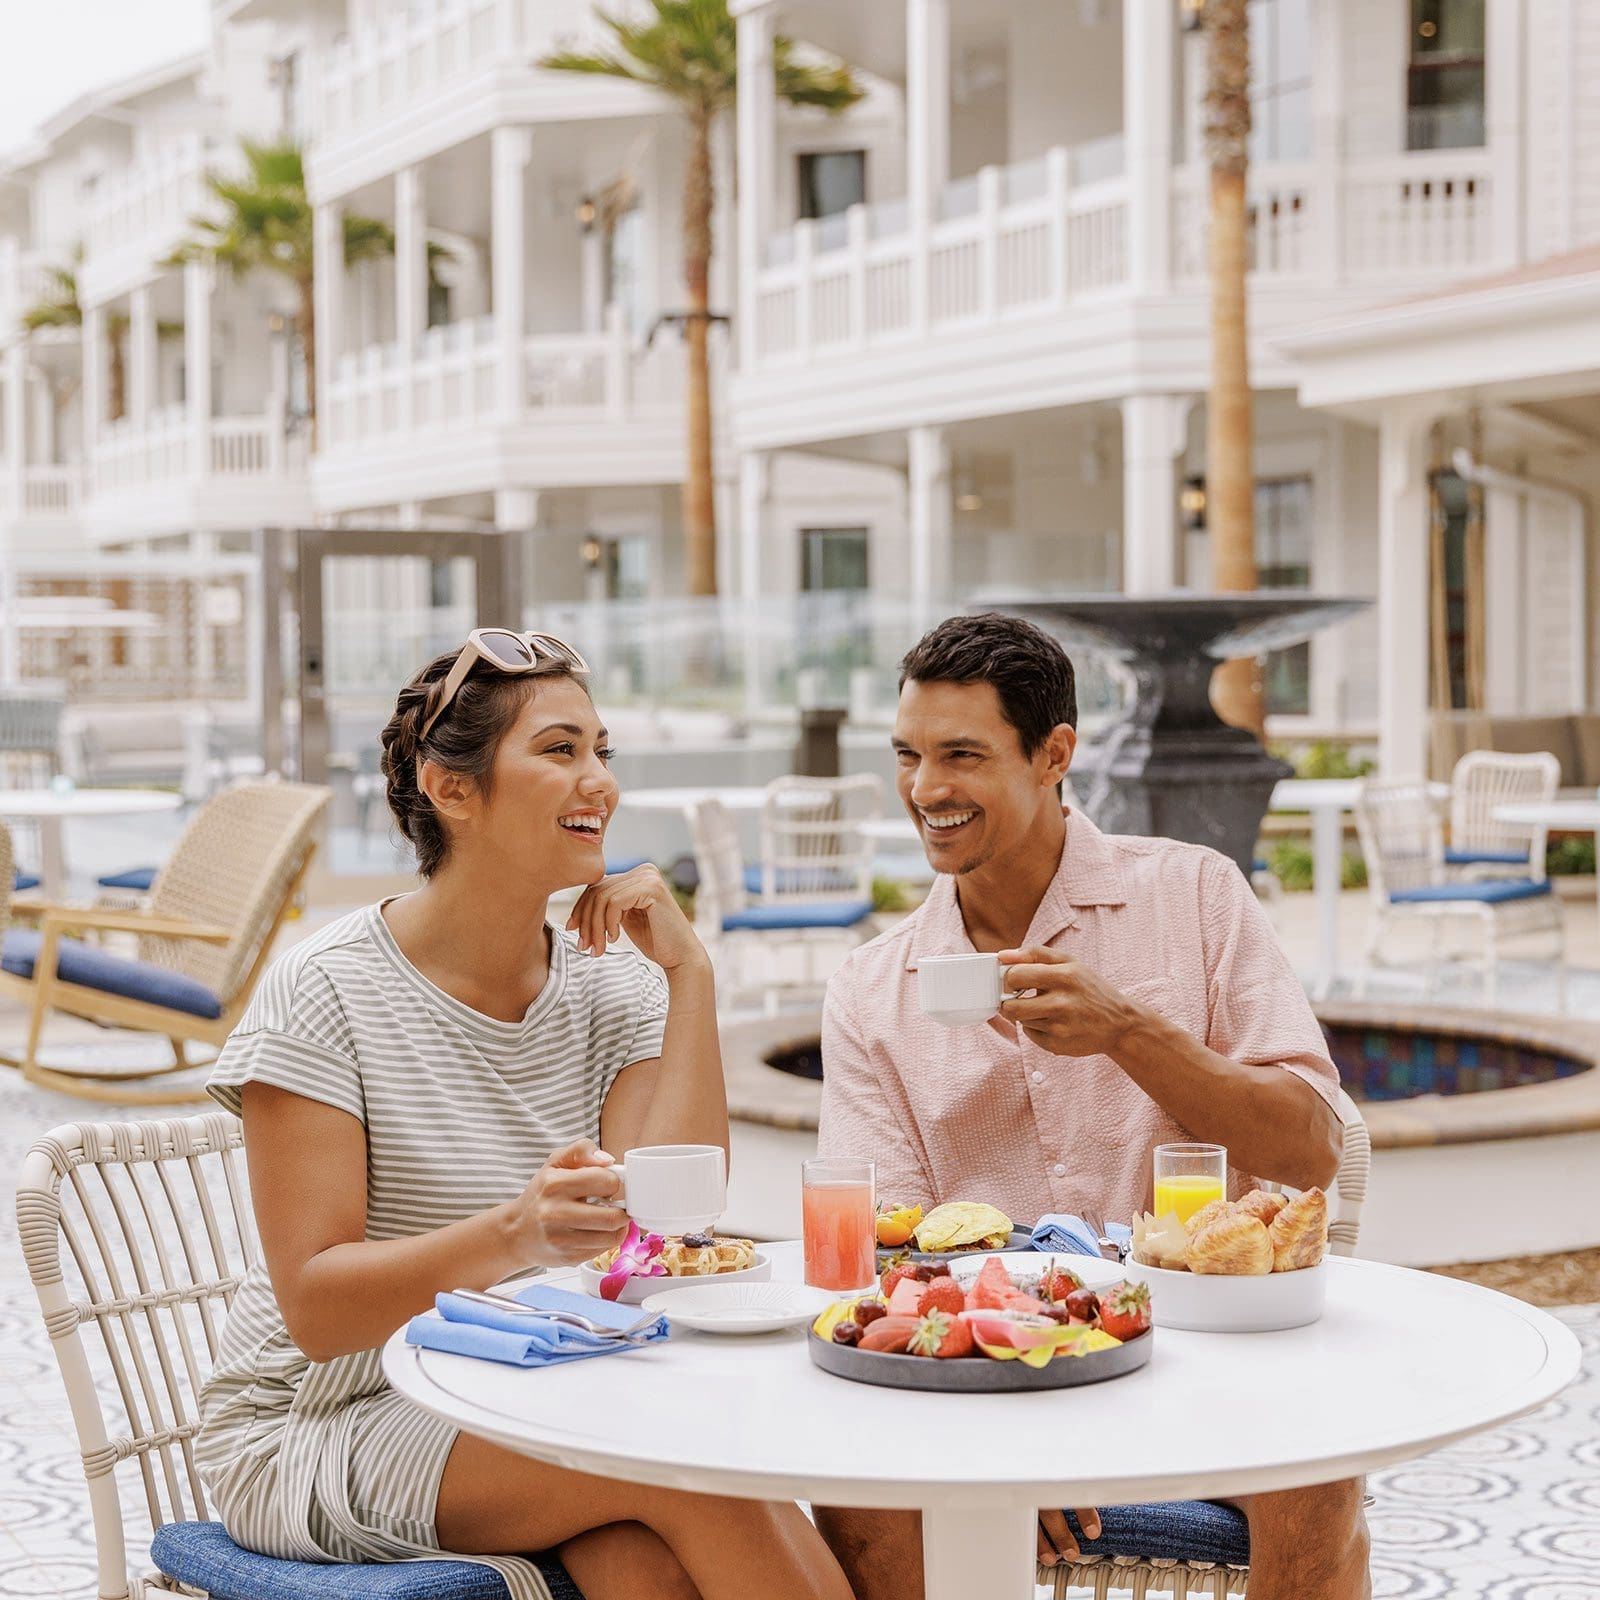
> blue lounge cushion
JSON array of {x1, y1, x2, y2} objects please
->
[
  {"x1": 604, "y1": 855, "x2": 651, "y2": 876},
  {"x1": 12, "y1": 870, "x2": 40, "y2": 892},
  {"x1": 151, "y1": 1521, "x2": 585, "y2": 1600},
  {"x1": 1064, "y1": 1500, "x2": 1250, "y2": 1566},
  {"x1": 1443, "y1": 847, "x2": 1530, "y2": 866},
  {"x1": 1390, "y1": 878, "x2": 1552, "y2": 906},
  {"x1": 0, "y1": 929, "x2": 222, "y2": 1019},
  {"x1": 97, "y1": 865, "x2": 160, "y2": 891},
  {"x1": 722, "y1": 899, "x2": 874, "y2": 932}
]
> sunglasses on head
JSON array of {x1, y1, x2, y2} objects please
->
[{"x1": 419, "y1": 628, "x2": 592, "y2": 742}]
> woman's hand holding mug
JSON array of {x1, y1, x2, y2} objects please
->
[{"x1": 504, "y1": 1139, "x2": 629, "y2": 1267}]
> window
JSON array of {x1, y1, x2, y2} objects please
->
[
  {"x1": 427, "y1": 281, "x2": 451, "y2": 329},
  {"x1": 799, "y1": 527, "x2": 869, "y2": 592},
  {"x1": 1255, "y1": 476, "x2": 1313, "y2": 715},
  {"x1": 605, "y1": 207, "x2": 644, "y2": 337},
  {"x1": 1431, "y1": 469, "x2": 1472, "y2": 709},
  {"x1": 798, "y1": 151, "x2": 866, "y2": 221},
  {"x1": 597, "y1": 536, "x2": 649, "y2": 601},
  {"x1": 1248, "y1": 0, "x2": 1312, "y2": 163},
  {"x1": 1407, "y1": 0, "x2": 1485, "y2": 150}
]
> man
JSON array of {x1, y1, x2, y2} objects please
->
[{"x1": 815, "y1": 613, "x2": 1369, "y2": 1600}]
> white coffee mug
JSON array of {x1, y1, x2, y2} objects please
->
[
  {"x1": 609, "y1": 1143, "x2": 727, "y2": 1234},
  {"x1": 916, "y1": 952, "x2": 1003, "y2": 1027}
]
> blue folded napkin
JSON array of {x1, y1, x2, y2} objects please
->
[
  {"x1": 405, "y1": 1281, "x2": 670, "y2": 1368},
  {"x1": 1030, "y1": 1214, "x2": 1133, "y2": 1258}
]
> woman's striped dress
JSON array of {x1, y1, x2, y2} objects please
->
[{"x1": 195, "y1": 902, "x2": 668, "y2": 1600}]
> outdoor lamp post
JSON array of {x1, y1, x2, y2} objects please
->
[
  {"x1": 1181, "y1": 474, "x2": 1208, "y2": 531},
  {"x1": 1180, "y1": 0, "x2": 1206, "y2": 32}
]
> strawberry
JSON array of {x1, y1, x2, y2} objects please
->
[
  {"x1": 1096, "y1": 1281, "x2": 1151, "y2": 1341},
  {"x1": 916, "y1": 1277, "x2": 966, "y2": 1318},
  {"x1": 1039, "y1": 1264, "x2": 1085, "y2": 1304},
  {"x1": 908, "y1": 1309, "x2": 975, "y2": 1359},
  {"x1": 881, "y1": 1263, "x2": 920, "y2": 1300},
  {"x1": 858, "y1": 1315, "x2": 919, "y2": 1354}
]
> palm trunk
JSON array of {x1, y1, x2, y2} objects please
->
[
  {"x1": 1204, "y1": 0, "x2": 1264, "y2": 736},
  {"x1": 298, "y1": 274, "x2": 318, "y2": 452},
  {"x1": 682, "y1": 106, "x2": 718, "y2": 597}
]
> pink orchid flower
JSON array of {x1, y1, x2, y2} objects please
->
[{"x1": 599, "y1": 1220, "x2": 667, "y2": 1301}]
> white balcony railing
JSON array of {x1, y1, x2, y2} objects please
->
[
  {"x1": 90, "y1": 406, "x2": 289, "y2": 493},
  {"x1": 83, "y1": 135, "x2": 225, "y2": 264},
  {"x1": 325, "y1": 310, "x2": 679, "y2": 451},
  {"x1": 755, "y1": 145, "x2": 1130, "y2": 364},
  {"x1": 21, "y1": 465, "x2": 82, "y2": 517},
  {"x1": 317, "y1": 0, "x2": 602, "y2": 143},
  {"x1": 0, "y1": 242, "x2": 66, "y2": 329},
  {"x1": 1340, "y1": 152, "x2": 1494, "y2": 281}
]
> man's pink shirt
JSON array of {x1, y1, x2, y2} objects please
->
[{"x1": 817, "y1": 809, "x2": 1342, "y2": 1226}]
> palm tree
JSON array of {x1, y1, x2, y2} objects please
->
[
  {"x1": 168, "y1": 142, "x2": 396, "y2": 446},
  {"x1": 1201, "y1": 0, "x2": 1265, "y2": 735},
  {"x1": 542, "y1": 0, "x2": 861, "y2": 597}
]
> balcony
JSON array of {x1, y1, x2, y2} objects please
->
[
  {"x1": 0, "y1": 244, "x2": 67, "y2": 336},
  {"x1": 0, "y1": 465, "x2": 83, "y2": 524},
  {"x1": 315, "y1": 311, "x2": 689, "y2": 507}
]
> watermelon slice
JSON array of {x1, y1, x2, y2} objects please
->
[
  {"x1": 966, "y1": 1256, "x2": 1015, "y2": 1311},
  {"x1": 887, "y1": 1276, "x2": 926, "y2": 1317},
  {"x1": 996, "y1": 1287, "x2": 1052, "y2": 1317}
]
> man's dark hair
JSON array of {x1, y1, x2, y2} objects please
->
[{"x1": 898, "y1": 612, "x2": 1077, "y2": 754}]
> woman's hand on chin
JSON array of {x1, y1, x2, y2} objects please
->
[{"x1": 566, "y1": 863, "x2": 708, "y2": 973}]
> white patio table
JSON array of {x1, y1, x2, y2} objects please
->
[
  {"x1": 1269, "y1": 778, "x2": 1448, "y2": 998},
  {"x1": 0, "y1": 787, "x2": 181, "y2": 899},
  {"x1": 384, "y1": 1241, "x2": 1578, "y2": 1600},
  {"x1": 1494, "y1": 797, "x2": 1600, "y2": 927}
]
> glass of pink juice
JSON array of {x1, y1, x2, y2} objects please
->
[{"x1": 801, "y1": 1160, "x2": 877, "y2": 1292}]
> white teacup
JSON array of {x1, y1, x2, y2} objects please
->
[
  {"x1": 916, "y1": 952, "x2": 1003, "y2": 1027},
  {"x1": 610, "y1": 1143, "x2": 727, "y2": 1235}
]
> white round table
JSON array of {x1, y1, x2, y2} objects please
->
[
  {"x1": 1495, "y1": 798, "x2": 1600, "y2": 932},
  {"x1": 384, "y1": 1242, "x2": 1578, "y2": 1600},
  {"x1": 0, "y1": 787, "x2": 181, "y2": 899}
]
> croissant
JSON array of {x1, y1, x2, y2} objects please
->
[
  {"x1": 1269, "y1": 1188, "x2": 1329, "y2": 1272},
  {"x1": 1234, "y1": 1189, "x2": 1288, "y2": 1228},
  {"x1": 1187, "y1": 1212, "x2": 1272, "y2": 1275},
  {"x1": 1184, "y1": 1198, "x2": 1236, "y2": 1238}
]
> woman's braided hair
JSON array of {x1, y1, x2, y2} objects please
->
[{"x1": 379, "y1": 646, "x2": 584, "y2": 877}]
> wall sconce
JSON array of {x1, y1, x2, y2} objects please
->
[
  {"x1": 581, "y1": 535, "x2": 603, "y2": 568},
  {"x1": 1180, "y1": 474, "x2": 1207, "y2": 531},
  {"x1": 576, "y1": 195, "x2": 597, "y2": 232},
  {"x1": 954, "y1": 466, "x2": 982, "y2": 513},
  {"x1": 1180, "y1": 0, "x2": 1206, "y2": 33},
  {"x1": 266, "y1": 312, "x2": 287, "y2": 336}
]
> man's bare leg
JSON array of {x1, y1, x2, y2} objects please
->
[
  {"x1": 1234, "y1": 1479, "x2": 1370, "y2": 1600},
  {"x1": 554, "y1": 1522, "x2": 700, "y2": 1600},
  {"x1": 813, "y1": 1507, "x2": 921, "y2": 1600}
]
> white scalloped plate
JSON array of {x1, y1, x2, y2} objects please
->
[{"x1": 641, "y1": 1281, "x2": 830, "y2": 1334}]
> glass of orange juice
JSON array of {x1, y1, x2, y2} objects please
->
[
  {"x1": 1153, "y1": 1143, "x2": 1227, "y2": 1226},
  {"x1": 801, "y1": 1159, "x2": 876, "y2": 1293}
]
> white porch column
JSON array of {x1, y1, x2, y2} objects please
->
[
  {"x1": 1377, "y1": 406, "x2": 1435, "y2": 779},
  {"x1": 128, "y1": 284, "x2": 155, "y2": 432},
  {"x1": 736, "y1": 4, "x2": 776, "y2": 371},
  {"x1": 1120, "y1": 394, "x2": 1189, "y2": 594},
  {"x1": 395, "y1": 166, "x2": 427, "y2": 433},
  {"x1": 906, "y1": 0, "x2": 951, "y2": 331},
  {"x1": 1123, "y1": 0, "x2": 1174, "y2": 294},
  {"x1": 184, "y1": 261, "x2": 213, "y2": 477},
  {"x1": 737, "y1": 448, "x2": 772, "y2": 713},
  {"x1": 5, "y1": 343, "x2": 26, "y2": 519},
  {"x1": 312, "y1": 201, "x2": 345, "y2": 449},
  {"x1": 1486, "y1": 0, "x2": 1526, "y2": 265},
  {"x1": 492, "y1": 127, "x2": 533, "y2": 417},
  {"x1": 907, "y1": 423, "x2": 952, "y2": 618},
  {"x1": 1310, "y1": 0, "x2": 1346, "y2": 282},
  {"x1": 82, "y1": 305, "x2": 104, "y2": 486}
]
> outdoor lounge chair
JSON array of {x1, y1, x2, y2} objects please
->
[
  {"x1": 1048, "y1": 1084, "x2": 1371, "y2": 1598},
  {"x1": 16, "y1": 1112, "x2": 571, "y2": 1600},
  {"x1": 1445, "y1": 749, "x2": 1559, "y2": 877},
  {"x1": 0, "y1": 781, "x2": 331, "y2": 1104},
  {"x1": 1354, "y1": 777, "x2": 1565, "y2": 1009}
]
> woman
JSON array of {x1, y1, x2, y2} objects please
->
[{"x1": 196, "y1": 630, "x2": 854, "y2": 1600}]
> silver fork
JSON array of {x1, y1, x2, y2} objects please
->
[
  {"x1": 451, "y1": 1288, "x2": 661, "y2": 1340},
  {"x1": 1078, "y1": 1210, "x2": 1125, "y2": 1264}
]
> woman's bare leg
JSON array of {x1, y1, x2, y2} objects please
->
[
  {"x1": 435, "y1": 1433, "x2": 854, "y2": 1600},
  {"x1": 554, "y1": 1522, "x2": 700, "y2": 1600}
]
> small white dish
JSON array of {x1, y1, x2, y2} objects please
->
[
  {"x1": 578, "y1": 1249, "x2": 771, "y2": 1305},
  {"x1": 1122, "y1": 1256, "x2": 1328, "y2": 1332},
  {"x1": 642, "y1": 1281, "x2": 827, "y2": 1334}
]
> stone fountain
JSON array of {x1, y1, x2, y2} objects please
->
[{"x1": 976, "y1": 592, "x2": 1370, "y2": 877}]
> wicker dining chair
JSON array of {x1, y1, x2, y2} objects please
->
[
  {"x1": 0, "y1": 781, "x2": 331, "y2": 1103},
  {"x1": 16, "y1": 1113, "x2": 523, "y2": 1600},
  {"x1": 1044, "y1": 1086, "x2": 1372, "y2": 1599}
]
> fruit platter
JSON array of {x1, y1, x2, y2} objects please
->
[
  {"x1": 808, "y1": 1252, "x2": 1154, "y2": 1393},
  {"x1": 873, "y1": 1199, "x2": 1034, "y2": 1268}
]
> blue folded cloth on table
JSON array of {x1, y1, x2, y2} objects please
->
[
  {"x1": 405, "y1": 1281, "x2": 669, "y2": 1368},
  {"x1": 1030, "y1": 1214, "x2": 1133, "y2": 1258}
]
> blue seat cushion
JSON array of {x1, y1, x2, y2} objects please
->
[
  {"x1": 97, "y1": 865, "x2": 160, "y2": 891},
  {"x1": 1390, "y1": 878, "x2": 1551, "y2": 905},
  {"x1": 151, "y1": 1522, "x2": 585, "y2": 1600},
  {"x1": 1063, "y1": 1500, "x2": 1250, "y2": 1566},
  {"x1": 1443, "y1": 847, "x2": 1530, "y2": 866},
  {"x1": 604, "y1": 855, "x2": 650, "y2": 876},
  {"x1": 722, "y1": 899, "x2": 873, "y2": 932},
  {"x1": 0, "y1": 929, "x2": 222, "y2": 1019},
  {"x1": 12, "y1": 870, "x2": 40, "y2": 892},
  {"x1": 742, "y1": 864, "x2": 857, "y2": 895}
]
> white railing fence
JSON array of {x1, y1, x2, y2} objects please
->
[
  {"x1": 21, "y1": 466, "x2": 81, "y2": 515},
  {"x1": 84, "y1": 135, "x2": 231, "y2": 262},
  {"x1": 90, "y1": 409, "x2": 287, "y2": 490},
  {"x1": 1342, "y1": 154, "x2": 1493, "y2": 280}
]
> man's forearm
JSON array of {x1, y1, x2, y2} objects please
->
[{"x1": 1109, "y1": 1008, "x2": 1341, "y2": 1191}]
